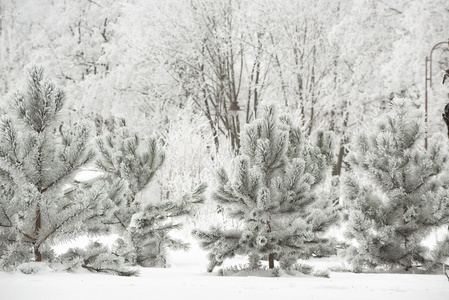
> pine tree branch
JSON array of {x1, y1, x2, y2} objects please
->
[
  {"x1": 19, "y1": 230, "x2": 35, "y2": 242},
  {"x1": 43, "y1": 157, "x2": 91, "y2": 194},
  {"x1": 0, "y1": 207, "x2": 13, "y2": 228},
  {"x1": 264, "y1": 144, "x2": 285, "y2": 178},
  {"x1": 0, "y1": 206, "x2": 34, "y2": 241},
  {"x1": 112, "y1": 212, "x2": 127, "y2": 229},
  {"x1": 37, "y1": 201, "x2": 95, "y2": 247},
  {"x1": 81, "y1": 264, "x2": 138, "y2": 277},
  {"x1": 406, "y1": 171, "x2": 438, "y2": 194}
]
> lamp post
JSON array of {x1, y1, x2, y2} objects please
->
[{"x1": 424, "y1": 39, "x2": 449, "y2": 150}]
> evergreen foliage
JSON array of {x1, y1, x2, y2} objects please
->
[
  {"x1": 0, "y1": 67, "x2": 120, "y2": 271},
  {"x1": 56, "y1": 241, "x2": 139, "y2": 276},
  {"x1": 96, "y1": 118, "x2": 165, "y2": 201},
  {"x1": 343, "y1": 98, "x2": 449, "y2": 271},
  {"x1": 95, "y1": 119, "x2": 206, "y2": 267},
  {"x1": 193, "y1": 105, "x2": 339, "y2": 272}
]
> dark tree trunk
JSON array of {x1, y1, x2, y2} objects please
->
[
  {"x1": 268, "y1": 253, "x2": 275, "y2": 269},
  {"x1": 34, "y1": 204, "x2": 42, "y2": 262},
  {"x1": 34, "y1": 244, "x2": 42, "y2": 262}
]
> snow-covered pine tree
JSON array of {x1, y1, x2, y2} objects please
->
[
  {"x1": 193, "y1": 105, "x2": 339, "y2": 272},
  {"x1": 343, "y1": 98, "x2": 449, "y2": 272},
  {"x1": 96, "y1": 118, "x2": 206, "y2": 267},
  {"x1": 0, "y1": 67, "x2": 123, "y2": 272}
]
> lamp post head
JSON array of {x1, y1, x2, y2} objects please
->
[
  {"x1": 443, "y1": 103, "x2": 449, "y2": 140},
  {"x1": 443, "y1": 69, "x2": 449, "y2": 84},
  {"x1": 229, "y1": 101, "x2": 241, "y2": 114}
]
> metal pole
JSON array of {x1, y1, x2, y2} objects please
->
[
  {"x1": 425, "y1": 56, "x2": 429, "y2": 150},
  {"x1": 429, "y1": 41, "x2": 448, "y2": 87},
  {"x1": 424, "y1": 40, "x2": 448, "y2": 150}
]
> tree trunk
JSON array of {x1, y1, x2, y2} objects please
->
[
  {"x1": 268, "y1": 253, "x2": 275, "y2": 269},
  {"x1": 34, "y1": 244, "x2": 42, "y2": 262},
  {"x1": 332, "y1": 144, "x2": 345, "y2": 176},
  {"x1": 34, "y1": 204, "x2": 42, "y2": 262},
  {"x1": 332, "y1": 110, "x2": 349, "y2": 176}
]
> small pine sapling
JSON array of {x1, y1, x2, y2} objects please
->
[
  {"x1": 0, "y1": 67, "x2": 120, "y2": 271},
  {"x1": 193, "y1": 105, "x2": 339, "y2": 272},
  {"x1": 343, "y1": 98, "x2": 449, "y2": 272},
  {"x1": 96, "y1": 119, "x2": 205, "y2": 267}
]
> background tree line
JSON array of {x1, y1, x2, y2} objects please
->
[{"x1": 1, "y1": 0, "x2": 448, "y2": 174}]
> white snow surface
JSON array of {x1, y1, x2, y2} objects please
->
[{"x1": 0, "y1": 243, "x2": 447, "y2": 300}]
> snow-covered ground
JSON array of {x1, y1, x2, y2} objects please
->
[
  {"x1": 1, "y1": 243, "x2": 447, "y2": 300},
  {"x1": 2, "y1": 169, "x2": 447, "y2": 299}
]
